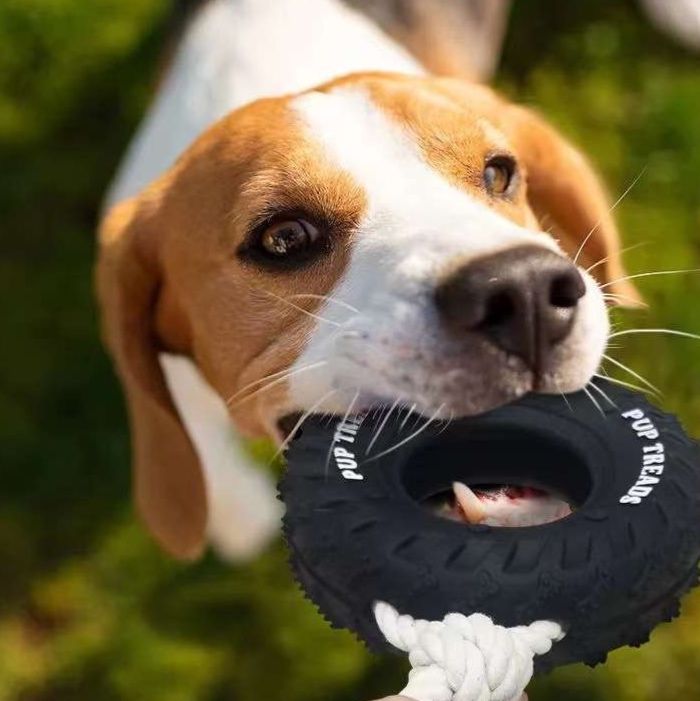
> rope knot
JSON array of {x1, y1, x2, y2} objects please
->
[{"x1": 374, "y1": 602, "x2": 564, "y2": 701}]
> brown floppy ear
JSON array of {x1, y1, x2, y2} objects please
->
[
  {"x1": 96, "y1": 195, "x2": 208, "y2": 560},
  {"x1": 507, "y1": 105, "x2": 643, "y2": 307}
]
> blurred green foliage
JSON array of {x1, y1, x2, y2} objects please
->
[{"x1": 0, "y1": 0, "x2": 699, "y2": 699}]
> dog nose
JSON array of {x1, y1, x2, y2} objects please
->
[{"x1": 434, "y1": 246, "x2": 586, "y2": 370}]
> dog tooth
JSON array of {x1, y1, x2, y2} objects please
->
[{"x1": 452, "y1": 482, "x2": 486, "y2": 524}]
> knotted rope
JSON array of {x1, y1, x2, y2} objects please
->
[{"x1": 374, "y1": 602, "x2": 565, "y2": 701}]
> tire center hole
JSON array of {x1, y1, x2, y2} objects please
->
[{"x1": 400, "y1": 426, "x2": 591, "y2": 528}]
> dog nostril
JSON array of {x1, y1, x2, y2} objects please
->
[
  {"x1": 435, "y1": 247, "x2": 588, "y2": 372},
  {"x1": 550, "y1": 272, "x2": 586, "y2": 308},
  {"x1": 480, "y1": 291, "x2": 516, "y2": 329}
]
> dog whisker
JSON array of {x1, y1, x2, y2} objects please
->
[
  {"x1": 609, "y1": 328, "x2": 700, "y2": 343},
  {"x1": 226, "y1": 360, "x2": 327, "y2": 409},
  {"x1": 258, "y1": 288, "x2": 343, "y2": 327},
  {"x1": 410, "y1": 410, "x2": 427, "y2": 431},
  {"x1": 586, "y1": 242, "x2": 647, "y2": 274},
  {"x1": 436, "y1": 409, "x2": 455, "y2": 435},
  {"x1": 573, "y1": 225, "x2": 599, "y2": 267},
  {"x1": 289, "y1": 293, "x2": 360, "y2": 315},
  {"x1": 583, "y1": 386, "x2": 605, "y2": 418},
  {"x1": 589, "y1": 380, "x2": 618, "y2": 409},
  {"x1": 226, "y1": 360, "x2": 325, "y2": 404},
  {"x1": 365, "y1": 404, "x2": 446, "y2": 464},
  {"x1": 366, "y1": 397, "x2": 403, "y2": 455},
  {"x1": 586, "y1": 255, "x2": 611, "y2": 274},
  {"x1": 609, "y1": 165, "x2": 648, "y2": 209},
  {"x1": 573, "y1": 166, "x2": 647, "y2": 265},
  {"x1": 602, "y1": 353, "x2": 660, "y2": 394},
  {"x1": 602, "y1": 292, "x2": 649, "y2": 308},
  {"x1": 399, "y1": 403, "x2": 418, "y2": 431},
  {"x1": 600, "y1": 268, "x2": 700, "y2": 290},
  {"x1": 270, "y1": 388, "x2": 338, "y2": 463},
  {"x1": 594, "y1": 373, "x2": 662, "y2": 399},
  {"x1": 539, "y1": 213, "x2": 554, "y2": 232}
]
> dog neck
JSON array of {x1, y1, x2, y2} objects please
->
[{"x1": 106, "y1": 0, "x2": 422, "y2": 207}]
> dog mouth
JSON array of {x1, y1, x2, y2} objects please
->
[
  {"x1": 279, "y1": 407, "x2": 580, "y2": 529},
  {"x1": 425, "y1": 482, "x2": 572, "y2": 528}
]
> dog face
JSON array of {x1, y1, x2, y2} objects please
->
[{"x1": 98, "y1": 73, "x2": 639, "y2": 558}]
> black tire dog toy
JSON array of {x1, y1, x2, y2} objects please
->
[{"x1": 280, "y1": 380, "x2": 700, "y2": 671}]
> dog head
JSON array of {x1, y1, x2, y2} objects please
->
[{"x1": 98, "y1": 72, "x2": 639, "y2": 558}]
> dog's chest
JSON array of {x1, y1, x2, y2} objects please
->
[{"x1": 106, "y1": 0, "x2": 422, "y2": 206}]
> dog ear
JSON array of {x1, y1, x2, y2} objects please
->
[
  {"x1": 97, "y1": 195, "x2": 208, "y2": 560},
  {"x1": 506, "y1": 105, "x2": 642, "y2": 307}
]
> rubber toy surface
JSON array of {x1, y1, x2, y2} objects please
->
[{"x1": 280, "y1": 380, "x2": 700, "y2": 671}]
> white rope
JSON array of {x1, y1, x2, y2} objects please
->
[{"x1": 374, "y1": 602, "x2": 565, "y2": 701}]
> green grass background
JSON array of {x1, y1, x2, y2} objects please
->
[{"x1": 0, "y1": 0, "x2": 699, "y2": 699}]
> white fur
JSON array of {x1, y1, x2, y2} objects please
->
[
  {"x1": 288, "y1": 88, "x2": 609, "y2": 415},
  {"x1": 106, "y1": 0, "x2": 422, "y2": 207},
  {"x1": 160, "y1": 354, "x2": 283, "y2": 560}
]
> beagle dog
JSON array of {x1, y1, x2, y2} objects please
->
[{"x1": 98, "y1": 0, "x2": 639, "y2": 563}]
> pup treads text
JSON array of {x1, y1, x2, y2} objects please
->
[
  {"x1": 620, "y1": 407, "x2": 665, "y2": 504},
  {"x1": 332, "y1": 414, "x2": 367, "y2": 481}
]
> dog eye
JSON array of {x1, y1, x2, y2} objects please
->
[
  {"x1": 484, "y1": 156, "x2": 517, "y2": 196},
  {"x1": 259, "y1": 219, "x2": 320, "y2": 258}
]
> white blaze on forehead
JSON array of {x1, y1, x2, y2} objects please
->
[
  {"x1": 294, "y1": 88, "x2": 432, "y2": 219},
  {"x1": 292, "y1": 88, "x2": 558, "y2": 259}
]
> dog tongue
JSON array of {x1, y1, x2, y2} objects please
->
[{"x1": 452, "y1": 481, "x2": 571, "y2": 527}]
